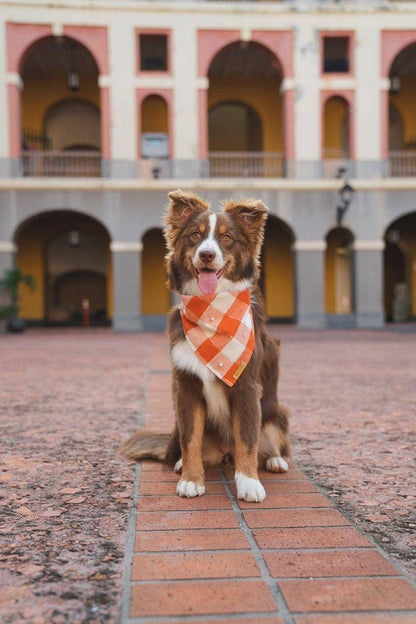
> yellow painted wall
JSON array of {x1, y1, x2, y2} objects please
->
[
  {"x1": 323, "y1": 97, "x2": 348, "y2": 156},
  {"x1": 390, "y1": 80, "x2": 416, "y2": 147},
  {"x1": 17, "y1": 229, "x2": 45, "y2": 320},
  {"x1": 325, "y1": 229, "x2": 353, "y2": 314},
  {"x1": 21, "y1": 75, "x2": 99, "y2": 137},
  {"x1": 141, "y1": 229, "x2": 170, "y2": 315},
  {"x1": 325, "y1": 237, "x2": 336, "y2": 314},
  {"x1": 16, "y1": 215, "x2": 111, "y2": 321},
  {"x1": 208, "y1": 77, "x2": 282, "y2": 152},
  {"x1": 262, "y1": 222, "x2": 294, "y2": 317},
  {"x1": 141, "y1": 96, "x2": 168, "y2": 133}
]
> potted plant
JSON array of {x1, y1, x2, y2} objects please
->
[{"x1": 0, "y1": 269, "x2": 36, "y2": 333}]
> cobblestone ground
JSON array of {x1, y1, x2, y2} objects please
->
[
  {"x1": 1, "y1": 327, "x2": 415, "y2": 623},
  {"x1": 1, "y1": 330, "x2": 152, "y2": 623},
  {"x1": 271, "y1": 327, "x2": 416, "y2": 580}
]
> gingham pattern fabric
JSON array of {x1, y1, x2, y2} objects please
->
[{"x1": 179, "y1": 288, "x2": 255, "y2": 387}]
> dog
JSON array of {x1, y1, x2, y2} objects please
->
[{"x1": 120, "y1": 189, "x2": 290, "y2": 502}]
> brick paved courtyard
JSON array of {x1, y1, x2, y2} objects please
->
[{"x1": 1, "y1": 327, "x2": 416, "y2": 623}]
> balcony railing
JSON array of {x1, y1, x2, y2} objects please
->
[
  {"x1": 22, "y1": 150, "x2": 101, "y2": 178},
  {"x1": 389, "y1": 151, "x2": 416, "y2": 177},
  {"x1": 11, "y1": 151, "x2": 416, "y2": 180},
  {"x1": 209, "y1": 152, "x2": 285, "y2": 177}
]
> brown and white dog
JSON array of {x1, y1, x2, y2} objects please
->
[{"x1": 120, "y1": 189, "x2": 290, "y2": 502}]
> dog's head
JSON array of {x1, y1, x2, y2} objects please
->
[{"x1": 164, "y1": 189, "x2": 268, "y2": 295}]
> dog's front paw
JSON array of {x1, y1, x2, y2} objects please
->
[
  {"x1": 235, "y1": 472, "x2": 266, "y2": 503},
  {"x1": 176, "y1": 479, "x2": 205, "y2": 498},
  {"x1": 266, "y1": 456, "x2": 289, "y2": 473}
]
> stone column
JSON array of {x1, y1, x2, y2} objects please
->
[
  {"x1": 353, "y1": 240, "x2": 385, "y2": 329},
  {"x1": 292, "y1": 25, "x2": 320, "y2": 178},
  {"x1": 0, "y1": 242, "x2": 15, "y2": 308},
  {"x1": 111, "y1": 242, "x2": 142, "y2": 332},
  {"x1": 294, "y1": 241, "x2": 326, "y2": 329},
  {"x1": 355, "y1": 25, "x2": 385, "y2": 178},
  {"x1": 104, "y1": 19, "x2": 137, "y2": 178}
]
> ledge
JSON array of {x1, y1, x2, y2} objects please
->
[{"x1": 2, "y1": 177, "x2": 416, "y2": 192}]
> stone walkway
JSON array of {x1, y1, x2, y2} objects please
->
[{"x1": 1, "y1": 328, "x2": 416, "y2": 622}]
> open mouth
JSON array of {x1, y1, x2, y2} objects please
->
[{"x1": 195, "y1": 266, "x2": 225, "y2": 295}]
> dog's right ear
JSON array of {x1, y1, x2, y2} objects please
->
[{"x1": 164, "y1": 189, "x2": 209, "y2": 249}]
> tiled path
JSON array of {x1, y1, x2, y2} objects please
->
[{"x1": 121, "y1": 335, "x2": 416, "y2": 623}]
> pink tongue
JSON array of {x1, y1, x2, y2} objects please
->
[{"x1": 198, "y1": 271, "x2": 218, "y2": 295}]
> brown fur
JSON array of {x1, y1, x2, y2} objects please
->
[{"x1": 120, "y1": 190, "x2": 290, "y2": 493}]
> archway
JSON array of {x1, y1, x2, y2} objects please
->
[
  {"x1": 389, "y1": 42, "x2": 416, "y2": 175},
  {"x1": 15, "y1": 211, "x2": 111, "y2": 325},
  {"x1": 260, "y1": 215, "x2": 295, "y2": 320},
  {"x1": 20, "y1": 36, "x2": 101, "y2": 176},
  {"x1": 208, "y1": 41, "x2": 284, "y2": 177},
  {"x1": 325, "y1": 227, "x2": 354, "y2": 316},
  {"x1": 384, "y1": 212, "x2": 416, "y2": 321},
  {"x1": 209, "y1": 101, "x2": 263, "y2": 152},
  {"x1": 141, "y1": 228, "x2": 170, "y2": 317},
  {"x1": 322, "y1": 96, "x2": 350, "y2": 159},
  {"x1": 140, "y1": 95, "x2": 169, "y2": 159}
]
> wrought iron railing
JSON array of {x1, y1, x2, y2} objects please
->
[
  {"x1": 21, "y1": 151, "x2": 101, "y2": 177},
  {"x1": 389, "y1": 151, "x2": 416, "y2": 177},
  {"x1": 208, "y1": 152, "x2": 285, "y2": 177}
]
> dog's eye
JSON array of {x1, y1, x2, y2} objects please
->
[
  {"x1": 190, "y1": 231, "x2": 201, "y2": 242},
  {"x1": 222, "y1": 234, "x2": 232, "y2": 243}
]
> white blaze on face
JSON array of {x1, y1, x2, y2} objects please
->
[{"x1": 193, "y1": 213, "x2": 224, "y2": 269}]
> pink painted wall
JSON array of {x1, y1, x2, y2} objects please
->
[
  {"x1": 135, "y1": 28, "x2": 172, "y2": 76},
  {"x1": 198, "y1": 30, "x2": 240, "y2": 77},
  {"x1": 381, "y1": 30, "x2": 416, "y2": 159},
  {"x1": 283, "y1": 89, "x2": 295, "y2": 160},
  {"x1": 319, "y1": 31, "x2": 355, "y2": 78},
  {"x1": 6, "y1": 23, "x2": 110, "y2": 159},
  {"x1": 251, "y1": 30, "x2": 294, "y2": 78},
  {"x1": 63, "y1": 25, "x2": 109, "y2": 75},
  {"x1": 381, "y1": 30, "x2": 416, "y2": 77}
]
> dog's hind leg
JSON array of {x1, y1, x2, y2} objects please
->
[
  {"x1": 259, "y1": 419, "x2": 289, "y2": 473},
  {"x1": 259, "y1": 336, "x2": 290, "y2": 472}
]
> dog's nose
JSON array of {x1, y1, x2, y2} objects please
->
[{"x1": 199, "y1": 249, "x2": 216, "y2": 264}]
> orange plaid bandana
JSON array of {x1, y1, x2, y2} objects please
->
[{"x1": 179, "y1": 288, "x2": 255, "y2": 387}]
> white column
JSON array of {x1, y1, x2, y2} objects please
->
[
  {"x1": 355, "y1": 25, "x2": 383, "y2": 176},
  {"x1": 172, "y1": 21, "x2": 198, "y2": 162},
  {"x1": 0, "y1": 19, "x2": 10, "y2": 170},
  {"x1": 107, "y1": 17, "x2": 137, "y2": 176},
  {"x1": 293, "y1": 24, "x2": 320, "y2": 177}
]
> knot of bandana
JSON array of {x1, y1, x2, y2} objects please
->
[{"x1": 179, "y1": 288, "x2": 255, "y2": 387}]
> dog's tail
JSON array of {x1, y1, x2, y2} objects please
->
[{"x1": 119, "y1": 430, "x2": 170, "y2": 462}]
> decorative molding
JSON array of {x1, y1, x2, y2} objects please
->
[
  {"x1": 319, "y1": 78, "x2": 356, "y2": 91},
  {"x1": 353, "y1": 240, "x2": 385, "y2": 251},
  {"x1": 110, "y1": 241, "x2": 143, "y2": 253},
  {"x1": 0, "y1": 242, "x2": 16, "y2": 253},
  {"x1": 98, "y1": 75, "x2": 111, "y2": 88},
  {"x1": 280, "y1": 77, "x2": 296, "y2": 92},
  {"x1": 380, "y1": 78, "x2": 391, "y2": 91},
  {"x1": 133, "y1": 76, "x2": 174, "y2": 89},
  {"x1": 52, "y1": 23, "x2": 63, "y2": 37},
  {"x1": 293, "y1": 241, "x2": 326, "y2": 252},
  {"x1": 6, "y1": 73, "x2": 22, "y2": 89},
  {"x1": 240, "y1": 28, "x2": 251, "y2": 42},
  {"x1": 196, "y1": 77, "x2": 209, "y2": 90}
]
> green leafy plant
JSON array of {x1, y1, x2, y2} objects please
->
[{"x1": 0, "y1": 269, "x2": 36, "y2": 320}]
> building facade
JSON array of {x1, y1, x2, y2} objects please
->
[{"x1": 0, "y1": 0, "x2": 416, "y2": 330}]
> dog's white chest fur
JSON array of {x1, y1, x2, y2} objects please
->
[{"x1": 171, "y1": 340, "x2": 230, "y2": 430}]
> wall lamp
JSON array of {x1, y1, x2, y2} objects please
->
[{"x1": 336, "y1": 182, "x2": 354, "y2": 226}]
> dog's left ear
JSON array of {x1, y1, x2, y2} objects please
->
[
  {"x1": 224, "y1": 199, "x2": 268, "y2": 253},
  {"x1": 164, "y1": 189, "x2": 209, "y2": 249}
]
